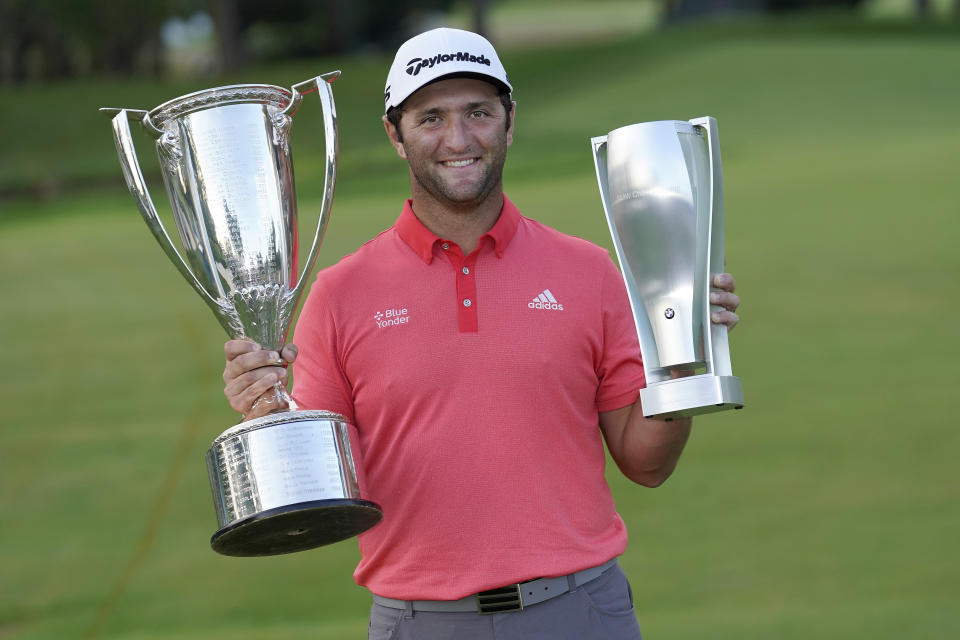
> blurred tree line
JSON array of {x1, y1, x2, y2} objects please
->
[
  {"x1": 0, "y1": 0, "x2": 464, "y2": 84},
  {"x1": 1, "y1": 0, "x2": 954, "y2": 85},
  {"x1": 664, "y1": 0, "x2": 957, "y2": 21}
]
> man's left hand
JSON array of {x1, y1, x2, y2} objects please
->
[{"x1": 710, "y1": 272, "x2": 740, "y2": 330}]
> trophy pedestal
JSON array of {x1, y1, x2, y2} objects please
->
[
  {"x1": 210, "y1": 498, "x2": 383, "y2": 556},
  {"x1": 640, "y1": 374, "x2": 743, "y2": 419},
  {"x1": 206, "y1": 410, "x2": 382, "y2": 557}
]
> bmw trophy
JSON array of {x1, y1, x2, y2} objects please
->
[
  {"x1": 101, "y1": 72, "x2": 383, "y2": 556},
  {"x1": 591, "y1": 117, "x2": 744, "y2": 418}
]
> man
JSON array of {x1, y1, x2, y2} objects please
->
[{"x1": 223, "y1": 27, "x2": 740, "y2": 639}]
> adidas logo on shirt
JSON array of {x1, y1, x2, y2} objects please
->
[{"x1": 528, "y1": 289, "x2": 564, "y2": 311}]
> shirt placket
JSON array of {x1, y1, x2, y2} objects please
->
[{"x1": 439, "y1": 240, "x2": 480, "y2": 334}]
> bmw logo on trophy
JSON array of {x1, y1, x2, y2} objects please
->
[
  {"x1": 591, "y1": 117, "x2": 744, "y2": 418},
  {"x1": 101, "y1": 72, "x2": 382, "y2": 556}
]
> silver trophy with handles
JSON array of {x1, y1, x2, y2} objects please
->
[
  {"x1": 591, "y1": 117, "x2": 744, "y2": 418},
  {"x1": 101, "y1": 72, "x2": 383, "y2": 556}
]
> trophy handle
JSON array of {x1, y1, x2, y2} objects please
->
[
  {"x1": 591, "y1": 133, "x2": 653, "y2": 371},
  {"x1": 688, "y1": 116, "x2": 732, "y2": 377},
  {"x1": 590, "y1": 135, "x2": 628, "y2": 278},
  {"x1": 285, "y1": 70, "x2": 340, "y2": 302},
  {"x1": 590, "y1": 135, "x2": 613, "y2": 226},
  {"x1": 592, "y1": 132, "x2": 649, "y2": 338},
  {"x1": 101, "y1": 108, "x2": 224, "y2": 311}
]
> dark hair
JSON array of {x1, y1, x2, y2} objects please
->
[{"x1": 387, "y1": 90, "x2": 513, "y2": 144}]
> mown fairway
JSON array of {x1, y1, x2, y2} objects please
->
[{"x1": 1, "y1": 17, "x2": 957, "y2": 640}]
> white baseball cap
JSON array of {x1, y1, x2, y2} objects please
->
[{"x1": 384, "y1": 27, "x2": 512, "y2": 112}]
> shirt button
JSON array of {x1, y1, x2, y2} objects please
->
[
  {"x1": 462, "y1": 267, "x2": 470, "y2": 275},
  {"x1": 441, "y1": 242, "x2": 450, "y2": 250},
  {"x1": 463, "y1": 298, "x2": 472, "y2": 308}
]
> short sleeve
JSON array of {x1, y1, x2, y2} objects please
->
[
  {"x1": 595, "y1": 255, "x2": 645, "y2": 413},
  {"x1": 290, "y1": 278, "x2": 356, "y2": 423}
]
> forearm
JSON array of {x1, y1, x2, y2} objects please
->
[
  {"x1": 601, "y1": 400, "x2": 692, "y2": 488},
  {"x1": 597, "y1": 273, "x2": 738, "y2": 487}
]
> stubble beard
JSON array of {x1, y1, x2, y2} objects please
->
[{"x1": 409, "y1": 137, "x2": 508, "y2": 210}]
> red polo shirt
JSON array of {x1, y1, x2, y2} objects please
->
[{"x1": 292, "y1": 195, "x2": 645, "y2": 600}]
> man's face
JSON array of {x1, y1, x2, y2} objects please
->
[{"x1": 386, "y1": 78, "x2": 514, "y2": 209}]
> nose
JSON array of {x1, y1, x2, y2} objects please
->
[{"x1": 442, "y1": 117, "x2": 471, "y2": 152}]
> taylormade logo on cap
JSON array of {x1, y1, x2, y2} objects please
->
[
  {"x1": 405, "y1": 51, "x2": 491, "y2": 77},
  {"x1": 384, "y1": 27, "x2": 511, "y2": 112}
]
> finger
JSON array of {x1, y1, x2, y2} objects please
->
[
  {"x1": 710, "y1": 291, "x2": 740, "y2": 312},
  {"x1": 226, "y1": 376, "x2": 273, "y2": 415},
  {"x1": 225, "y1": 339, "x2": 260, "y2": 361},
  {"x1": 249, "y1": 394, "x2": 276, "y2": 418},
  {"x1": 711, "y1": 309, "x2": 739, "y2": 330},
  {"x1": 280, "y1": 343, "x2": 299, "y2": 364},
  {"x1": 233, "y1": 372, "x2": 282, "y2": 415},
  {"x1": 223, "y1": 348, "x2": 283, "y2": 383},
  {"x1": 247, "y1": 350, "x2": 284, "y2": 369},
  {"x1": 225, "y1": 370, "x2": 271, "y2": 412},
  {"x1": 711, "y1": 273, "x2": 736, "y2": 293},
  {"x1": 251, "y1": 390, "x2": 290, "y2": 418},
  {"x1": 224, "y1": 365, "x2": 288, "y2": 400}
]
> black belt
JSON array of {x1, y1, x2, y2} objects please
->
[{"x1": 371, "y1": 558, "x2": 618, "y2": 615}]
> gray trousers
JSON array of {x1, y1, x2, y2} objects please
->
[{"x1": 368, "y1": 563, "x2": 642, "y2": 640}]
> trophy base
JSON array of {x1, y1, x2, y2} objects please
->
[
  {"x1": 640, "y1": 374, "x2": 743, "y2": 419},
  {"x1": 210, "y1": 498, "x2": 383, "y2": 557},
  {"x1": 206, "y1": 409, "x2": 382, "y2": 557}
]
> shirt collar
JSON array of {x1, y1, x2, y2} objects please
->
[{"x1": 395, "y1": 194, "x2": 521, "y2": 264}]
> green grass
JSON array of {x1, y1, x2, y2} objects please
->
[{"x1": 2, "y1": 15, "x2": 959, "y2": 640}]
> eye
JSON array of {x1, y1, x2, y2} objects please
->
[
  {"x1": 419, "y1": 114, "x2": 441, "y2": 125},
  {"x1": 469, "y1": 110, "x2": 488, "y2": 119}
]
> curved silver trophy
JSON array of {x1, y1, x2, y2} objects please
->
[
  {"x1": 101, "y1": 72, "x2": 383, "y2": 556},
  {"x1": 592, "y1": 117, "x2": 744, "y2": 419}
]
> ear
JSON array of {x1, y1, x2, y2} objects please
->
[
  {"x1": 505, "y1": 101, "x2": 517, "y2": 148},
  {"x1": 382, "y1": 115, "x2": 407, "y2": 160}
]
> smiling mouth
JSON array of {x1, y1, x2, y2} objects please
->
[{"x1": 441, "y1": 158, "x2": 478, "y2": 168}]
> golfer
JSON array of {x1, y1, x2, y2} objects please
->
[{"x1": 223, "y1": 27, "x2": 741, "y2": 639}]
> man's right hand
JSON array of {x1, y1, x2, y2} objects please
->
[{"x1": 223, "y1": 339, "x2": 298, "y2": 421}]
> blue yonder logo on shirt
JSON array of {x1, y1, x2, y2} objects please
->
[{"x1": 375, "y1": 308, "x2": 410, "y2": 328}]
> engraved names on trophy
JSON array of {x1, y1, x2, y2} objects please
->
[
  {"x1": 183, "y1": 105, "x2": 293, "y2": 304},
  {"x1": 190, "y1": 113, "x2": 278, "y2": 230},
  {"x1": 218, "y1": 437, "x2": 260, "y2": 517},
  {"x1": 243, "y1": 420, "x2": 346, "y2": 510}
]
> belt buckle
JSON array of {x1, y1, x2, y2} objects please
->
[{"x1": 475, "y1": 584, "x2": 523, "y2": 615}]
